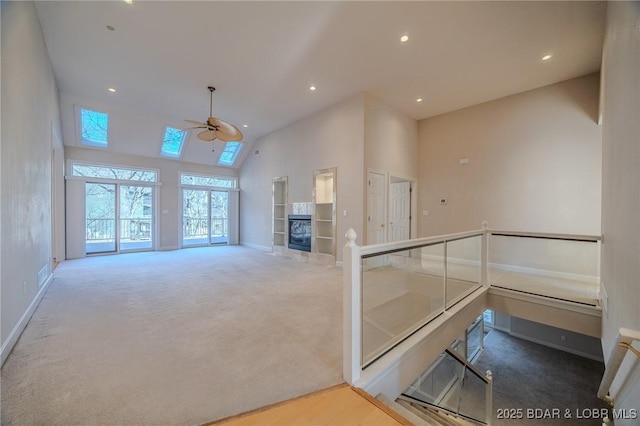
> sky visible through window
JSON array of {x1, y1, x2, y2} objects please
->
[
  {"x1": 218, "y1": 142, "x2": 242, "y2": 166},
  {"x1": 161, "y1": 127, "x2": 186, "y2": 158},
  {"x1": 72, "y1": 163, "x2": 157, "y2": 182},
  {"x1": 80, "y1": 108, "x2": 109, "y2": 147},
  {"x1": 181, "y1": 173, "x2": 236, "y2": 188}
]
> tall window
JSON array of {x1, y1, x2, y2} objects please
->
[
  {"x1": 160, "y1": 126, "x2": 187, "y2": 158},
  {"x1": 70, "y1": 162, "x2": 158, "y2": 254},
  {"x1": 79, "y1": 107, "x2": 109, "y2": 148}
]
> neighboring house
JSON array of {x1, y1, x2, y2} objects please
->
[{"x1": 1, "y1": 0, "x2": 638, "y2": 419}]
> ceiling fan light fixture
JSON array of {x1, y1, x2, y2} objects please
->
[{"x1": 184, "y1": 86, "x2": 243, "y2": 142}]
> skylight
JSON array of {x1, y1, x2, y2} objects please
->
[
  {"x1": 79, "y1": 108, "x2": 109, "y2": 148},
  {"x1": 160, "y1": 127, "x2": 187, "y2": 158},
  {"x1": 218, "y1": 141, "x2": 242, "y2": 166}
]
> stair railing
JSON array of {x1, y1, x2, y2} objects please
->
[{"x1": 399, "y1": 347, "x2": 493, "y2": 425}]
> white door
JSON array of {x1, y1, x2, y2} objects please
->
[
  {"x1": 389, "y1": 181, "x2": 410, "y2": 242},
  {"x1": 367, "y1": 172, "x2": 386, "y2": 245}
]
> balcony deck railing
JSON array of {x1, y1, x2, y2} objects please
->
[{"x1": 183, "y1": 217, "x2": 228, "y2": 240}]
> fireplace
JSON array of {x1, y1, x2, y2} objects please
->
[{"x1": 288, "y1": 215, "x2": 311, "y2": 252}]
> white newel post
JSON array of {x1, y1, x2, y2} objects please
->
[
  {"x1": 343, "y1": 228, "x2": 361, "y2": 384},
  {"x1": 486, "y1": 369, "x2": 493, "y2": 425}
]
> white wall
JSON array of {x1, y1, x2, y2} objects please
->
[
  {"x1": 239, "y1": 94, "x2": 365, "y2": 260},
  {"x1": 364, "y1": 93, "x2": 418, "y2": 179},
  {"x1": 600, "y1": 2, "x2": 640, "y2": 420},
  {"x1": 65, "y1": 146, "x2": 238, "y2": 253},
  {"x1": 364, "y1": 94, "x2": 419, "y2": 241},
  {"x1": 1, "y1": 1, "x2": 62, "y2": 364},
  {"x1": 418, "y1": 74, "x2": 602, "y2": 236}
]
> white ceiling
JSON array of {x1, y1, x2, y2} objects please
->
[{"x1": 35, "y1": 1, "x2": 605, "y2": 168}]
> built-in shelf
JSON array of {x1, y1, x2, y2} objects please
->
[
  {"x1": 313, "y1": 168, "x2": 336, "y2": 257},
  {"x1": 273, "y1": 177, "x2": 288, "y2": 249}
]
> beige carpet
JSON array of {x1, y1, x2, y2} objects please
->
[{"x1": 1, "y1": 246, "x2": 344, "y2": 425}]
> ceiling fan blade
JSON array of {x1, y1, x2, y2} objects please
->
[
  {"x1": 185, "y1": 119, "x2": 207, "y2": 127},
  {"x1": 208, "y1": 117, "x2": 243, "y2": 141},
  {"x1": 197, "y1": 129, "x2": 217, "y2": 141},
  {"x1": 215, "y1": 130, "x2": 242, "y2": 141}
]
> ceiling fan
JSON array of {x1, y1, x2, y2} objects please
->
[{"x1": 185, "y1": 86, "x2": 243, "y2": 142}]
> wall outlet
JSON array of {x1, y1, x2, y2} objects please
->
[{"x1": 439, "y1": 198, "x2": 447, "y2": 205}]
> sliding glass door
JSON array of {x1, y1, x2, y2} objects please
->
[
  {"x1": 85, "y1": 182, "x2": 154, "y2": 254},
  {"x1": 119, "y1": 185, "x2": 153, "y2": 251},
  {"x1": 182, "y1": 189, "x2": 229, "y2": 246},
  {"x1": 210, "y1": 191, "x2": 229, "y2": 244},
  {"x1": 86, "y1": 182, "x2": 116, "y2": 254}
]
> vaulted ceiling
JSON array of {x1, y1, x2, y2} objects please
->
[{"x1": 35, "y1": 1, "x2": 606, "y2": 168}]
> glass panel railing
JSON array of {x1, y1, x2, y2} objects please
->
[
  {"x1": 400, "y1": 347, "x2": 491, "y2": 425},
  {"x1": 446, "y1": 235, "x2": 482, "y2": 309},
  {"x1": 361, "y1": 243, "x2": 445, "y2": 366},
  {"x1": 458, "y1": 362, "x2": 489, "y2": 422},
  {"x1": 466, "y1": 317, "x2": 484, "y2": 361},
  {"x1": 489, "y1": 233, "x2": 599, "y2": 305}
]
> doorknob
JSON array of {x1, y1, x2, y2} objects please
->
[{"x1": 381, "y1": 224, "x2": 385, "y2": 228}]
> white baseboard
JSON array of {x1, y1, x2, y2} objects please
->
[
  {"x1": 1, "y1": 273, "x2": 54, "y2": 366},
  {"x1": 240, "y1": 241, "x2": 272, "y2": 252}
]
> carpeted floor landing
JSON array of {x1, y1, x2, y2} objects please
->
[
  {"x1": 473, "y1": 330, "x2": 609, "y2": 425},
  {"x1": 1, "y1": 246, "x2": 344, "y2": 425}
]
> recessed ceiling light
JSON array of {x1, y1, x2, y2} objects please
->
[
  {"x1": 122, "y1": 0, "x2": 134, "y2": 4},
  {"x1": 108, "y1": 88, "x2": 117, "y2": 93},
  {"x1": 416, "y1": 98, "x2": 423, "y2": 103},
  {"x1": 400, "y1": 35, "x2": 409, "y2": 43},
  {"x1": 542, "y1": 54, "x2": 553, "y2": 61},
  {"x1": 106, "y1": 25, "x2": 115, "y2": 31},
  {"x1": 242, "y1": 124, "x2": 248, "y2": 128},
  {"x1": 309, "y1": 85, "x2": 317, "y2": 91}
]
